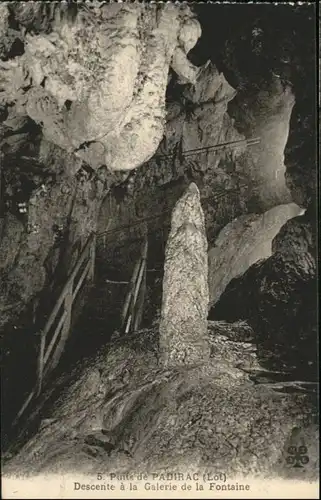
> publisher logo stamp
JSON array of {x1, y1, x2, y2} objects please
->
[{"x1": 286, "y1": 445, "x2": 309, "y2": 468}]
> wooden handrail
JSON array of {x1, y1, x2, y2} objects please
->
[
  {"x1": 121, "y1": 240, "x2": 145, "y2": 327},
  {"x1": 42, "y1": 234, "x2": 95, "y2": 368},
  {"x1": 73, "y1": 259, "x2": 91, "y2": 300},
  {"x1": 154, "y1": 137, "x2": 261, "y2": 160},
  {"x1": 122, "y1": 237, "x2": 148, "y2": 334},
  {"x1": 43, "y1": 310, "x2": 67, "y2": 366},
  {"x1": 133, "y1": 263, "x2": 146, "y2": 332},
  {"x1": 14, "y1": 390, "x2": 36, "y2": 422},
  {"x1": 12, "y1": 232, "x2": 96, "y2": 425},
  {"x1": 132, "y1": 242, "x2": 148, "y2": 307},
  {"x1": 35, "y1": 332, "x2": 46, "y2": 397},
  {"x1": 13, "y1": 230, "x2": 147, "y2": 427},
  {"x1": 42, "y1": 234, "x2": 94, "y2": 338},
  {"x1": 125, "y1": 258, "x2": 145, "y2": 334}
]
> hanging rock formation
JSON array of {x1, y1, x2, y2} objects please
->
[
  {"x1": 159, "y1": 183, "x2": 210, "y2": 368},
  {"x1": 129, "y1": 61, "x2": 296, "y2": 251},
  {"x1": 0, "y1": 2, "x2": 202, "y2": 171}
]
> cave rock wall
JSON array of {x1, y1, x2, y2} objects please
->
[
  {"x1": 211, "y1": 211, "x2": 317, "y2": 377},
  {"x1": 208, "y1": 202, "x2": 302, "y2": 308},
  {"x1": 0, "y1": 2, "x2": 202, "y2": 331}
]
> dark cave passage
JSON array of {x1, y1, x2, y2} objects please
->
[
  {"x1": 209, "y1": 260, "x2": 318, "y2": 386},
  {"x1": 60, "y1": 229, "x2": 165, "y2": 362}
]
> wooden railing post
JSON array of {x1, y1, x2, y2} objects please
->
[
  {"x1": 89, "y1": 233, "x2": 96, "y2": 282},
  {"x1": 35, "y1": 331, "x2": 46, "y2": 397},
  {"x1": 121, "y1": 259, "x2": 141, "y2": 330},
  {"x1": 12, "y1": 232, "x2": 96, "y2": 425},
  {"x1": 62, "y1": 280, "x2": 73, "y2": 343},
  {"x1": 122, "y1": 237, "x2": 148, "y2": 333},
  {"x1": 133, "y1": 261, "x2": 146, "y2": 332},
  {"x1": 49, "y1": 279, "x2": 73, "y2": 373},
  {"x1": 125, "y1": 258, "x2": 144, "y2": 334},
  {"x1": 127, "y1": 237, "x2": 148, "y2": 334}
]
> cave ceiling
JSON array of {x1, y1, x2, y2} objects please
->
[{"x1": 0, "y1": 2, "x2": 316, "y2": 208}]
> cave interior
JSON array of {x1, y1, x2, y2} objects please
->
[{"x1": 0, "y1": 1, "x2": 318, "y2": 472}]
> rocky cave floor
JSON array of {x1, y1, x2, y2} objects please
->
[
  {"x1": 2, "y1": 315, "x2": 319, "y2": 480},
  {"x1": 1, "y1": 227, "x2": 319, "y2": 480}
]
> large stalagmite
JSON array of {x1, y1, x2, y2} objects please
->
[{"x1": 159, "y1": 182, "x2": 210, "y2": 368}]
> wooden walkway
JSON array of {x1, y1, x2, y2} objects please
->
[
  {"x1": 13, "y1": 233, "x2": 96, "y2": 425},
  {"x1": 12, "y1": 233, "x2": 149, "y2": 426}
]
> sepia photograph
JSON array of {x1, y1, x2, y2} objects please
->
[{"x1": 0, "y1": 1, "x2": 319, "y2": 498}]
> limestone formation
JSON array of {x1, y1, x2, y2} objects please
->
[
  {"x1": 211, "y1": 211, "x2": 317, "y2": 378},
  {"x1": 208, "y1": 202, "x2": 302, "y2": 309},
  {"x1": 159, "y1": 183, "x2": 210, "y2": 368},
  {"x1": 131, "y1": 62, "x2": 296, "y2": 251},
  {"x1": 0, "y1": 2, "x2": 202, "y2": 171}
]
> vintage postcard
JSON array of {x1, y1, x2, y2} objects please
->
[{"x1": 0, "y1": 1, "x2": 319, "y2": 498}]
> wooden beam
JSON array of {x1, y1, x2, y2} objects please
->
[
  {"x1": 13, "y1": 389, "x2": 35, "y2": 424},
  {"x1": 133, "y1": 263, "x2": 146, "y2": 332},
  {"x1": 42, "y1": 234, "x2": 94, "y2": 337},
  {"x1": 130, "y1": 238, "x2": 148, "y2": 333},
  {"x1": 73, "y1": 259, "x2": 91, "y2": 300},
  {"x1": 35, "y1": 332, "x2": 46, "y2": 397},
  {"x1": 89, "y1": 232, "x2": 96, "y2": 282},
  {"x1": 126, "y1": 259, "x2": 144, "y2": 334},
  {"x1": 12, "y1": 232, "x2": 96, "y2": 426},
  {"x1": 121, "y1": 256, "x2": 142, "y2": 328},
  {"x1": 43, "y1": 310, "x2": 67, "y2": 366}
]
